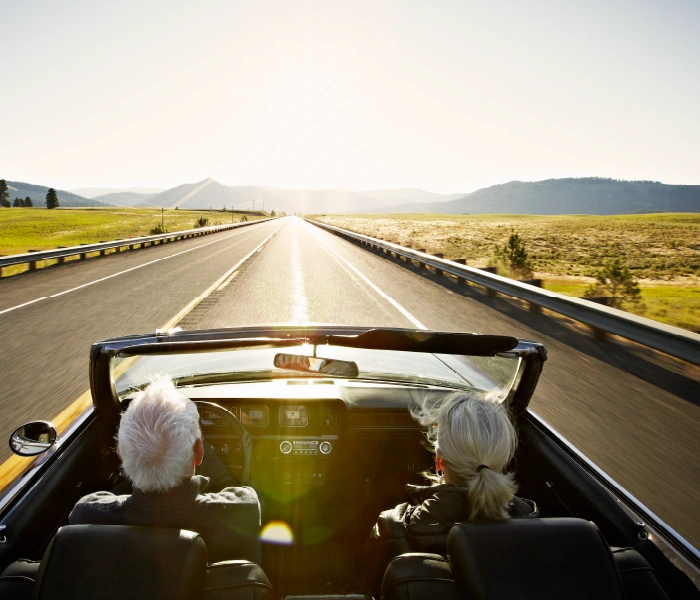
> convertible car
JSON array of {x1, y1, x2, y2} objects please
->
[{"x1": 0, "y1": 326, "x2": 698, "y2": 599}]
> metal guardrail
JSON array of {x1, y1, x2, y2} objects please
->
[
  {"x1": 306, "y1": 219, "x2": 700, "y2": 367},
  {"x1": 0, "y1": 218, "x2": 274, "y2": 275}
]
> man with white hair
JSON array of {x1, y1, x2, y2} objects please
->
[{"x1": 69, "y1": 375, "x2": 261, "y2": 563}]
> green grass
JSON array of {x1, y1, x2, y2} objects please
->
[
  {"x1": 0, "y1": 207, "x2": 265, "y2": 256},
  {"x1": 545, "y1": 280, "x2": 700, "y2": 332}
]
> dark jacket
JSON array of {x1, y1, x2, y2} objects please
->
[
  {"x1": 69, "y1": 475, "x2": 261, "y2": 564},
  {"x1": 370, "y1": 483, "x2": 538, "y2": 561}
]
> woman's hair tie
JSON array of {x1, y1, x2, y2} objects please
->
[{"x1": 476, "y1": 464, "x2": 490, "y2": 472}]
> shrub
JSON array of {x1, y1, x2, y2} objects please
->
[
  {"x1": 493, "y1": 231, "x2": 533, "y2": 278},
  {"x1": 195, "y1": 216, "x2": 210, "y2": 228},
  {"x1": 583, "y1": 259, "x2": 642, "y2": 308},
  {"x1": 149, "y1": 223, "x2": 167, "y2": 235},
  {"x1": 240, "y1": 215, "x2": 248, "y2": 222}
]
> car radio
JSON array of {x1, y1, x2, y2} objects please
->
[{"x1": 279, "y1": 440, "x2": 333, "y2": 455}]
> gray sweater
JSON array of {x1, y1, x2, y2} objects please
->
[{"x1": 69, "y1": 475, "x2": 261, "y2": 564}]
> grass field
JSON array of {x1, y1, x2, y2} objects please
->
[
  {"x1": 0, "y1": 207, "x2": 265, "y2": 256},
  {"x1": 314, "y1": 213, "x2": 700, "y2": 332}
]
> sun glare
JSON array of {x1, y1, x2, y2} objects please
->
[{"x1": 260, "y1": 521, "x2": 295, "y2": 545}]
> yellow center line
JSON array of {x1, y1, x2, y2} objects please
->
[{"x1": 0, "y1": 224, "x2": 283, "y2": 491}]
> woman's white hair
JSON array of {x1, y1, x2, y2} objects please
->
[
  {"x1": 118, "y1": 374, "x2": 201, "y2": 493},
  {"x1": 412, "y1": 392, "x2": 518, "y2": 520}
]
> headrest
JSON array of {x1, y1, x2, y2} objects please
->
[
  {"x1": 447, "y1": 518, "x2": 623, "y2": 600},
  {"x1": 33, "y1": 525, "x2": 207, "y2": 600}
]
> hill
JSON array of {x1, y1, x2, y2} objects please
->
[
  {"x1": 70, "y1": 186, "x2": 164, "y2": 198},
  {"x1": 6, "y1": 181, "x2": 110, "y2": 207},
  {"x1": 91, "y1": 192, "x2": 157, "y2": 207},
  {"x1": 359, "y1": 188, "x2": 464, "y2": 205},
  {"x1": 383, "y1": 178, "x2": 700, "y2": 215},
  {"x1": 146, "y1": 178, "x2": 410, "y2": 213}
]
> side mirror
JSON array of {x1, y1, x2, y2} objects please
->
[{"x1": 9, "y1": 421, "x2": 57, "y2": 456}]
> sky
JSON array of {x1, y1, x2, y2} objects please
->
[{"x1": 1, "y1": 0, "x2": 699, "y2": 193}]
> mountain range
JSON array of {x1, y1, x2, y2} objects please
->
[
  {"x1": 7, "y1": 178, "x2": 700, "y2": 214},
  {"x1": 6, "y1": 181, "x2": 110, "y2": 208},
  {"x1": 382, "y1": 178, "x2": 700, "y2": 215}
]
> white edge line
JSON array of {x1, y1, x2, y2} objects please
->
[
  {"x1": 49, "y1": 223, "x2": 270, "y2": 298},
  {"x1": 308, "y1": 223, "x2": 427, "y2": 330},
  {"x1": 0, "y1": 296, "x2": 48, "y2": 316}
]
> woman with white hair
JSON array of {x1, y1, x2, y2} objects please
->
[
  {"x1": 69, "y1": 375, "x2": 261, "y2": 563},
  {"x1": 368, "y1": 393, "x2": 537, "y2": 575}
]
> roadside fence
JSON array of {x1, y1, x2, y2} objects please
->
[
  {"x1": 0, "y1": 218, "x2": 273, "y2": 278},
  {"x1": 306, "y1": 218, "x2": 700, "y2": 367}
]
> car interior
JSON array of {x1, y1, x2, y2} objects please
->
[{"x1": 0, "y1": 328, "x2": 697, "y2": 599}]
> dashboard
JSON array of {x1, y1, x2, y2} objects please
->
[{"x1": 182, "y1": 380, "x2": 452, "y2": 493}]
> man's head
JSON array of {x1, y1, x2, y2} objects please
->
[{"x1": 118, "y1": 375, "x2": 203, "y2": 493}]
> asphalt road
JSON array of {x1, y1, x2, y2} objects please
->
[{"x1": 1, "y1": 216, "x2": 698, "y2": 550}]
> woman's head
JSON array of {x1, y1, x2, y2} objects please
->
[{"x1": 414, "y1": 393, "x2": 518, "y2": 520}]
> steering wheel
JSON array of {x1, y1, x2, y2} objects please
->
[{"x1": 194, "y1": 401, "x2": 252, "y2": 485}]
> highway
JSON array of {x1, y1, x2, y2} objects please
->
[{"x1": 1, "y1": 216, "x2": 698, "y2": 549}]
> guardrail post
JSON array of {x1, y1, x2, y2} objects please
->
[
  {"x1": 586, "y1": 297, "x2": 614, "y2": 341},
  {"x1": 479, "y1": 267, "x2": 498, "y2": 296},
  {"x1": 57, "y1": 248, "x2": 67, "y2": 264},
  {"x1": 518, "y1": 278, "x2": 543, "y2": 313},
  {"x1": 454, "y1": 259, "x2": 467, "y2": 284},
  {"x1": 27, "y1": 250, "x2": 39, "y2": 271},
  {"x1": 433, "y1": 253, "x2": 444, "y2": 276},
  {"x1": 417, "y1": 249, "x2": 427, "y2": 268}
]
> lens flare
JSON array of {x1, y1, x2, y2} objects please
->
[{"x1": 260, "y1": 521, "x2": 294, "y2": 545}]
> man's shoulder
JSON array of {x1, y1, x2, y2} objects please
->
[
  {"x1": 69, "y1": 491, "x2": 128, "y2": 524},
  {"x1": 198, "y1": 485, "x2": 260, "y2": 506}
]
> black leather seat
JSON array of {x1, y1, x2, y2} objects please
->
[
  {"x1": 0, "y1": 558, "x2": 41, "y2": 599},
  {"x1": 380, "y1": 553, "x2": 459, "y2": 600},
  {"x1": 33, "y1": 524, "x2": 207, "y2": 600},
  {"x1": 447, "y1": 518, "x2": 624, "y2": 600},
  {"x1": 204, "y1": 560, "x2": 273, "y2": 599},
  {"x1": 612, "y1": 547, "x2": 671, "y2": 600},
  {"x1": 0, "y1": 525, "x2": 275, "y2": 600}
]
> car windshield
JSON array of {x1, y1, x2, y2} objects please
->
[{"x1": 115, "y1": 345, "x2": 520, "y2": 399}]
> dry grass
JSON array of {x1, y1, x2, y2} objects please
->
[{"x1": 314, "y1": 213, "x2": 700, "y2": 332}]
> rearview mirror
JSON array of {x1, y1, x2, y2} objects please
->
[
  {"x1": 274, "y1": 353, "x2": 359, "y2": 378},
  {"x1": 9, "y1": 421, "x2": 57, "y2": 456}
]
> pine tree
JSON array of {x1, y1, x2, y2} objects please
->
[
  {"x1": 493, "y1": 231, "x2": 533, "y2": 278},
  {"x1": 24, "y1": 196, "x2": 33, "y2": 207},
  {"x1": 0, "y1": 179, "x2": 9, "y2": 207},
  {"x1": 46, "y1": 188, "x2": 60, "y2": 209},
  {"x1": 13, "y1": 198, "x2": 22, "y2": 207}
]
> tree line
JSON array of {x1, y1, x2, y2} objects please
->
[{"x1": 0, "y1": 179, "x2": 59, "y2": 209}]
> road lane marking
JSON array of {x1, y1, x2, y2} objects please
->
[
  {"x1": 0, "y1": 297, "x2": 47, "y2": 316},
  {"x1": 307, "y1": 222, "x2": 427, "y2": 330},
  {"x1": 50, "y1": 225, "x2": 271, "y2": 298},
  {"x1": 217, "y1": 271, "x2": 239, "y2": 291},
  {"x1": 0, "y1": 222, "x2": 285, "y2": 491},
  {"x1": 50, "y1": 259, "x2": 162, "y2": 297},
  {"x1": 291, "y1": 225, "x2": 309, "y2": 324}
]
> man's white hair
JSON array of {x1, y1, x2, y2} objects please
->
[{"x1": 118, "y1": 374, "x2": 201, "y2": 493}]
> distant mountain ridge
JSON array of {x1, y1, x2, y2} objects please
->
[
  {"x1": 70, "y1": 186, "x2": 164, "y2": 199},
  {"x1": 7, "y1": 181, "x2": 109, "y2": 207},
  {"x1": 382, "y1": 178, "x2": 700, "y2": 215},
  {"x1": 144, "y1": 180, "x2": 461, "y2": 214},
  {"x1": 6, "y1": 177, "x2": 699, "y2": 214},
  {"x1": 91, "y1": 192, "x2": 158, "y2": 207}
]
